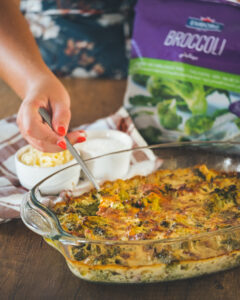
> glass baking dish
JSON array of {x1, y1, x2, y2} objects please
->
[{"x1": 21, "y1": 141, "x2": 240, "y2": 283}]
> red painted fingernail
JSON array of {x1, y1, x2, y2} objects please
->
[
  {"x1": 77, "y1": 136, "x2": 86, "y2": 143},
  {"x1": 57, "y1": 140, "x2": 67, "y2": 150},
  {"x1": 57, "y1": 126, "x2": 66, "y2": 136}
]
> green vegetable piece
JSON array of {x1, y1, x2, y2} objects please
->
[
  {"x1": 214, "y1": 185, "x2": 237, "y2": 205},
  {"x1": 184, "y1": 115, "x2": 214, "y2": 135},
  {"x1": 194, "y1": 168, "x2": 206, "y2": 181},
  {"x1": 157, "y1": 102, "x2": 168, "y2": 115},
  {"x1": 221, "y1": 238, "x2": 240, "y2": 250},
  {"x1": 178, "y1": 136, "x2": 191, "y2": 142},
  {"x1": 129, "y1": 95, "x2": 162, "y2": 107},
  {"x1": 72, "y1": 246, "x2": 89, "y2": 261},
  {"x1": 132, "y1": 74, "x2": 150, "y2": 87},
  {"x1": 157, "y1": 100, "x2": 182, "y2": 130},
  {"x1": 147, "y1": 77, "x2": 177, "y2": 99},
  {"x1": 75, "y1": 197, "x2": 100, "y2": 216},
  {"x1": 147, "y1": 77, "x2": 207, "y2": 115},
  {"x1": 204, "y1": 185, "x2": 238, "y2": 214},
  {"x1": 93, "y1": 227, "x2": 106, "y2": 236},
  {"x1": 154, "y1": 249, "x2": 179, "y2": 265},
  {"x1": 160, "y1": 220, "x2": 170, "y2": 228},
  {"x1": 161, "y1": 112, "x2": 182, "y2": 130},
  {"x1": 139, "y1": 126, "x2": 162, "y2": 144},
  {"x1": 176, "y1": 98, "x2": 190, "y2": 112}
]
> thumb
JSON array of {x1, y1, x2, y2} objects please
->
[{"x1": 51, "y1": 100, "x2": 71, "y2": 136}]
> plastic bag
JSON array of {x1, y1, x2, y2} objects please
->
[{"x1": 124, "y1": 0, "x2": 240, "y2": 144}]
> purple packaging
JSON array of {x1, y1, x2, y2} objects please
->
[{"x1": 124, "y1": 0, "x2": 240, "y2": 144}]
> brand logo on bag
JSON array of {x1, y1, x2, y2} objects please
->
[{"x1": 186, "y1": 17, "x2": 224, "y2": 32}]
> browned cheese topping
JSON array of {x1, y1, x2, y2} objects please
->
[{"x1": 53, "y1": 165, "x2": 240, "y2": 241}]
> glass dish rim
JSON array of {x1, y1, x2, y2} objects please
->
[{"x1": 29, "y1": 140, "x2": 240, "y2": 245}]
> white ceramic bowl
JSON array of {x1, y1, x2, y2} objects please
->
[
  {"x1": 75, "y1": 130, "x2": 133, "y2": 181},
  {"x1": 15, "y1": 145, "x2": 81, "y2": 194}
]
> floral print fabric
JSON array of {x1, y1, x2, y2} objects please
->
[{"x1": 20, "y1": 0, "x2": 136, "y2": 78}]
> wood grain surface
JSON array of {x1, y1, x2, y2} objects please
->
[{"x1": 0, "y1": 78, "x2": 240, "y2": 300}]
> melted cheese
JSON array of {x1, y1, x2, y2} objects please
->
[
  {"x1": 50, "y1": 165, "x2": 240, "y2": 282},
  {"x1": 53, "y1": 165, "x2": 240, "y2": 241}
]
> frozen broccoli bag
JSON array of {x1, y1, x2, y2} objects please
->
[{"x1": 124, "y1": 0, "x2": 240, "y2": 144}]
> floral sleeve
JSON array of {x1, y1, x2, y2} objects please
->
[{"x1": 20, "y1": 0, "x2": 137, "y2": 78}]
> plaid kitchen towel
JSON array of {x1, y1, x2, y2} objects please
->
[{"x1": 0, "y1": 107, "x2": 148, "y2": 224}]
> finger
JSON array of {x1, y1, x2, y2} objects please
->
[
  {"x1": 28, "y1": 131, "x2": 87, "y2": 153},
  {"x1": 66, "y1": 131, "x2": 87, "y2": 145},
  {"x1": 51, "y1": 100, "x2": 71, "y2": 137},
  {"x1": 24, "y1": 131, "x2": 86, "y2": 153},
  {"x1": 25, "y1": 136, "x2": 67, "y2": 153},
  {"x1": 69, "y1": 129, "x2": 86, "y2": 137},
  {"x1": 18, "y1": 101, "x2": 60, "y2": 144}
]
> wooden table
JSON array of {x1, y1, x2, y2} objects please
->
[{"x1": 0, "y1": 78, "x2": 240, "y2": 300}]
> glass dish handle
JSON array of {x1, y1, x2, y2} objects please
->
[{"x1": 20, "y1": 193, "x2": 58, "y2": 237}]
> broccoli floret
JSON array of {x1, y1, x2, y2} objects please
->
[
  {"x1": 147, "y1": 77, "x2": 176, "y2": 99},
  {"x1": 139, "y1": 126, "x2": 162, "y2": 144},
  {"x1": 184, "y1": 115, "x2": 214, "y2": 135},
  {"x1": 129, "y1": 95, "x2": 162, "y2": 107},
  {"x1": 147, "y1": 77, "x2": 207, "y2": 115},
  {"x1": 176, "y1": 98, "x2": 190, "y2": 112},
  {"x1": 161, "y1": 112, "x2": 182, "y2": 130},
  {"x1": 132, "y1": 74, "x2": 150, "y2": 87},
  {"x1": 157, "y1": 100, "x2": 182, "y2": 130}
]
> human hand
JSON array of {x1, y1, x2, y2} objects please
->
[{"x1": 17, "y1": 75, "x2": 86, "y2": 152}]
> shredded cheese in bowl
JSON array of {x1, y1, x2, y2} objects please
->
[{"x1": 19, "y1": 146, "x2": 73, "y2": 167}]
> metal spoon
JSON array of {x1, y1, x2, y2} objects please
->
[{"x1": 38, "y1": 107, "x2": 100, "y2": 191}]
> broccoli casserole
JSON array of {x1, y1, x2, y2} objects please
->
[{"x1": 49, "y1": 164, "x2": 240, "y2": 282}]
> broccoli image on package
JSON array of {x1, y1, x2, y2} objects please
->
[
  {"x1": 124, "y1": 0, "x2": 240, "y2": 143},
  {"x1": 157, "y1": 99, "x2": 182, "y2": 130},
  {"x1": 184, "y1": 115, "x2": 215, "y2": 136},
  {"x1": 147, "y1": 77, "x2": 208, "y2": 115}
]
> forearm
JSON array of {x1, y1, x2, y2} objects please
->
[
  {"x1": 0, "y1": 0, "x2": 54, "y2": 99},
  {"x1": 0, "y1": 1, "x2": 86, "y2": 152}
]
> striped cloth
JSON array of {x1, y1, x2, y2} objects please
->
[{"x1": 0, "y1": 107, "x2": 148, "y2": 224}]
